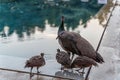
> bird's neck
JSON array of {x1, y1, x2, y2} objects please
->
[{"x1": 58, "y1": 20, "x2": 65, "y2": 34}]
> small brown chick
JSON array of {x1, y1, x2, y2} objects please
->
[
  {"x1": 25, "y1": 53, "x2": 45, "y2": 74},
  {"x1": 71, "y1": 56, "x2": 98, "y2": 74},
  {"x1": 56, "y1": 49, "x2": 71, "y2": 70}
]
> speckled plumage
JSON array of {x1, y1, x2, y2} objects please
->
[
  {"x1": 71, "y1": 56, "x2": 98, "y2": 69},
  {"x1": 25, "y1": 53, "x2": 45, "y2": 73},
  {"x1": 56, "y1": 49, "x2": 71, "y2": 69}
]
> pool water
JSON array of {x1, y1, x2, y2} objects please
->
[{"x1": 0, "y1": 0, "x2": 104, "y2": 58}]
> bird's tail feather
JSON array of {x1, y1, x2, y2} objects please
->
[{"x1": 96, "y1": 52, "x2": 104, "y2": 63}]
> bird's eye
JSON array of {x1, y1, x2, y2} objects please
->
[{"x1": 60, "y1": 32, "x2": 64, "y2": 36}]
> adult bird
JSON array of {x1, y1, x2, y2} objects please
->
[
  {"x1": 56, "y1": 49, "x2": 71, "y2": 70},
  {"x1": 25, "y1": 53, "x2": 45, "y2": 74},
  {"x1": 57, "y1": 16, "x2": 104, "y2": 64}
]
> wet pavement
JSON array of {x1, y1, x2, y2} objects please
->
[
  {"x1": 90, "y1": 0, "x2": 120, "y2": 80},
  {"x1": 0, "y1": 0, "x2": 120, "y2": 80}
]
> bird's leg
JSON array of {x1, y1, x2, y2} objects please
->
[
  {"x1": 76, "y1": 68, "x2": 85, "y2": 75},
  {"x1": 80, "y1": 68, "x2": 85, "y2": 76},
  {"x1": 30, "y1": 67, "x2": 33, "y2": 74},
  {"x1": 30, "y1": 67, "x2": 34, "y2": 78},
  {"x1": 37, "y1": 67, "x2": 40, "y2": 73},
  {"x1": 75, "y1": 68, "x2": 82, "y2": 73},
  {"x1": 61, "y1": 65, "x2": 65, "y2": 72},
  {"x1": 82, "y1": 68, "x2": 85, "y2": 74},
  {"x1": 71, "y1": 53, "x2": 74, "y2": 61},
  {"x1": 61, "y1": 65, "x2": 64, "y2": 70}
]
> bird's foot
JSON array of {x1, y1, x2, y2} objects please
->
[
  {"x1": 79, "y1": 71, "x2": 85, "y2": 75},
  {"x1": 30, "y1": 73, "x2": 34, "y2": 79},
  {"x1": 61, "y1": 66, "x2": 64, "y2": 70},
  {"x1": 37, "y1": 71, "x2": 41, "y2": 74},
  {"x1": 75, "y1": 69, "x2": 85, "y2": 75}
]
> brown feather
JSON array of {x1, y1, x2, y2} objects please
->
[
  {"x1": 57, "y1": 16, "x2": 104, "y2": 64},
  {"x1": 56, "y1": 49, "x2": 71, "y2": 68},
  {"x1": 71, "y1": 56, "x2": 98, "y2": 68},
  {"x1": 58, "y1": 31, "x2": 104, "y2": 63},
  {"x1": 25, "y1": 53, "x2": 45, "y2": 68}
]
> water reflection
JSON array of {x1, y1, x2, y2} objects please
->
[
  {"x1": 55, "y1": 70, "x2": 84, "y2": 80},
  {"x1": 96, "y1": 0, "x2": 114, "y2": 26},
  {"x1": 30, "y1": 75, "x2": 46, "y2": 80},
  {"x1": 0, "y1": 0, "x2": 103, "y2": 38}
]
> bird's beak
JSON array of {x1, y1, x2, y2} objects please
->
[
  {"x1": 56, "y1": 36, "x2": 59, "y2": 39},
  {"x1": 24, "y1": 66, "x2": 26, "y2": 68}
]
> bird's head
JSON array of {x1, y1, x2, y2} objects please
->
[
  {"x1": 57, "y1": 49, "x2": 60, "y2": 52},
  {"x1": 40, "y1": 53, "x2": 44, "y2": 57},
  {"x1": 58, "y1": 16, "x2": 65, "y2": 35},
  {"x1": 61, "y1": 16, "x2": 64, "y2": 22},
  {"x1": 24, "y1": 60, "x2": 29, "y2": 68}
]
